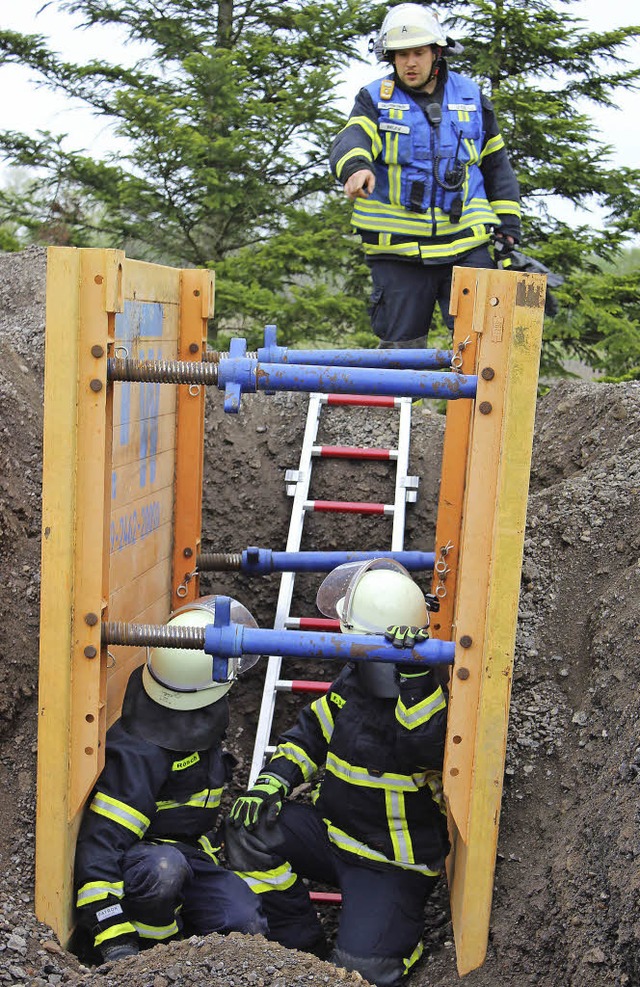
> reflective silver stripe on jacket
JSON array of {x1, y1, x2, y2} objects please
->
[
  {"x1": 156, "y1": 787, "x2": 222, "y2": 812},
  {"x1": 395, "y1": 685, "x2": 446, "y2": 730},
  {"x1": 89, "y1": 792, "x2": 149, "y2": 837},
  {"x1": 76, "y1": 879, "x2": 125, "y2": 907},
  {"x1": 326, "y1": 751, "x2": 430, "y2": 791},
  {"x1": 270, "y1": 742, "x2": 318, "y2": 781},
  {"x1": 325, "y1": 821, "x2": 441, "y2": 876}
]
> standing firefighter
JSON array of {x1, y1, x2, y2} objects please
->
[
  {"x1": 225, "y1": 559, "x2": 448, "y2": 987},
  {"x1": 330, "y1": 3, "x2": 521, "y2": 348},
  {"x1": 74, "y1": 596, "x2": 268, "y2": 964}
]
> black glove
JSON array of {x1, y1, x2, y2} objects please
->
[
  {"x1": 385, "y1": 625, "x2": 430, "y2": 649},
  {"x1": 496, "y1": 248, "x2": 564, "y2": 317},
  {"x1": 228, "y1": 773, "x2": 288, "y2": 829},
  {"x1": 493, "y1": 230, "x2": 517, "y2": 258},
  {"x1": 223, "y1": 816, "x2": 284, "y2": 872},
  {"x1": 99, "y1": 935, "x2": 139, "y2": 963}
]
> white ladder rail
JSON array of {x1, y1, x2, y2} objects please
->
[
  {"x1": 391, "y1": 397, "x2": 419, "y2": 551},
  {"x1": 248, "y1": 394, "x2": 324, "y2": 785}
]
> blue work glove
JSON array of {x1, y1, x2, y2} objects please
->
[
  {"x1": 228, "y1": 774, "x2": 288, "y2": 829},
  {"x1": 385, "y1": 625, "x2": 430, "y2": 649}
]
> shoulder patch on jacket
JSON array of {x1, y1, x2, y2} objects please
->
[
  {"x1": 380, "y1": 79, "x2": 395, "y2": 100},
  {"x1": 330, "y1": 691, "x2": 346, "y2": 709}
]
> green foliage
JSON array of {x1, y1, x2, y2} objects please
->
[
  {"x1": 548, "y1": 268, "x2": 640, "y2": 377},
  {"x1": 0, "y1": 227, "x2": 21, "y2": 252},
  {"x1": 0, "y1": 0, "x2": 639, "y2": 374}
]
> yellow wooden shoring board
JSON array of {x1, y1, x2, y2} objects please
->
[
  {"x1": 36, "y1": 248, "x2": 206, "y2": 946},
  {"x1": 109, "y1": 555, "x2": 174, "y2": 618},
  {"x1": 445, "y1": 269, "x2": 516, "y2": 839},
  {"x1": 444, "y1": 268, "x2": 545, "y2": 976},
  {"x1": 36, "y1": 247, "x2": 124, "y2": 941},
  {"x1": 36, "y1": 246, "x2": 82, "y2": 941},
  {"x1": 111, "y1": 448, "x2": 175, "y2": 508},
  {"x1": 111, "y1": 412, "x2": 176, "y2": 469},
  {"x1": 67, "y1": 249, "x2": 123, "y2": 819},
  {"x1": 109, "y1": 521, "x2": 174, "y2": 595},
  {"x1": 430, "y1": 268, "x2": 478, "y2": 643},
  {"x1": 106, "y1": 273, "x2": 180, "y2": 715},
  {"x1": 121, "y1": 256, "x2": 183, "y2": 305}
]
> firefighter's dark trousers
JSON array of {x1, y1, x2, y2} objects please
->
[
  {"x1": 242, "y1": 802, "x2": 440, "y2": 987},
  {"x1": 122, "y1": 841, "x2": 268, "y2": 944},
  {"x1": 368, "y1": 243, "x2": 495, "y2": 346}
]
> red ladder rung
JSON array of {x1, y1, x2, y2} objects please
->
[
  {"x1": 286, "y1": 617, "x2": 341, "y2": 631},
  {"x1": 322, "y1": 394, "x2": 401, "y2": 408},
  {"x1": 310, "y1": 891, "x2": 343, "y2": 904},
  {"x1": 276, "y1": 680, "x2": 330, "y2": 694},
  {"x1": 304, "y1": 500, "x2": 394, "y2": 515},
  {"x1": 312, "y1": 444, "x2": 395, "y2": 461}
]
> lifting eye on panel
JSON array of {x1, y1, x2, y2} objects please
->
[{"x1": 176, "y1": 570, "x2": 198, "y2": 598}]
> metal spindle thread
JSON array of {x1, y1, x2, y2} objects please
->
[
  {"x1": 102, "y1": 621, "x2": 206, "y2": 649},
  {"x1": 202, "y1": 351, "x2": 258, "y2": 363},
  {"x1": 197, "y1": 552, "x2": 243, "y2": 571},
  {"x1": 107, "y1": 357, "x2": 219, "y2": 385}
]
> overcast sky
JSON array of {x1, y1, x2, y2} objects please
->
[{"x1": 1, "y1": 0, "x2": 639, "y2": 234}]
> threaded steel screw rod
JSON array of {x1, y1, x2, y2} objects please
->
[
  {"x1": 107, "y1": 358, "x2": 219, "y2": 385},
  {"x1": 102, "y1": 621, "x2": 205, "y2": 649}
]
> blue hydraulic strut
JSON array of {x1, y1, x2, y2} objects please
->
[
  {"x1": 206, "y1": 597, "x2": 455, "y2": 682},
  {"x1": 199, "y1": 547, "x2": 436, "y2": 575},
  {"x1": 258, "y1": 325, "x2": 452, "y2": 370},
  {"x1": 219, "y1": 338, "x2": 476, "y2": 412}
]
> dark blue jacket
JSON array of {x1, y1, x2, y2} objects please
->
[
  {"x1": 266, "y1": 664, "x2": 449, "y2": 875},
  {"x1": 74, "y1": 719, "x2": 231, "y2": 943}
]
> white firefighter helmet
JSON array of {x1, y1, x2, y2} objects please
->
[
  {"x1": 317, "y1": 559, "x2": 429, "y2": 699},
  {"x1": 317, "y1": 558, "x2": 428, "y2": 634},
  {"x1": 142, "y1": 595, "x2": 259, "y2": 711},
  {"x1": 373, "y1": 4, "x2": 461, "y2": 62}
]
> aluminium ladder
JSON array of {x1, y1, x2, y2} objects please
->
[{"x1": 248, "y1": 391, "x2": 420, "y2": 786}]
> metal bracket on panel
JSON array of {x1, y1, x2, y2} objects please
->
[
  {"x1": 401, "y1": 475, "x2": 420, "y2": 503},
  {"x1": 285, "y1": 469, "x2": 305, "y2": 496}
]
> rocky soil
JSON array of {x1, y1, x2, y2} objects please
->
[{"x1": 0, "y1": 245, "x2": 639, "y2": 987}]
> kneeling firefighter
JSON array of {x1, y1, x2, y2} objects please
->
[
  {"x1": 74, "y1": 596, "x2": 268, "y2": 965},
  {"x1": 225, "y1": 559, "x2": 449, "y2": 987}
]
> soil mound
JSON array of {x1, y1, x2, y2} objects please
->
[{"x1": 0, "y1": 246, "x2": 639, "y2": 987}]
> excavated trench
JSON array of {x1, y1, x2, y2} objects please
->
[{"x1": 0, "y1": 246, "x2": 639, "y2": 987}]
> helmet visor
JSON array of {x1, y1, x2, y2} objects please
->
[
  {"x1": 316, "y1": 558, "x2": 412, "y2": 632},
  {"x1": 172, "y1": 595, "x2": 261, "y2": 677}
]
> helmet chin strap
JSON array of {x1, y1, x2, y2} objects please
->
[{"x1": 430, "y1": 46, "x2": 444, "y2": 84}]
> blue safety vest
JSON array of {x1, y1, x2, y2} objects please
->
[{"x1": 352, "y1": 71, "x2": 499, "y2": 259}]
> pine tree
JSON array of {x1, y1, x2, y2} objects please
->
[{"x1": 0, "y1": 0, "x2": 389, "y2": 346}]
